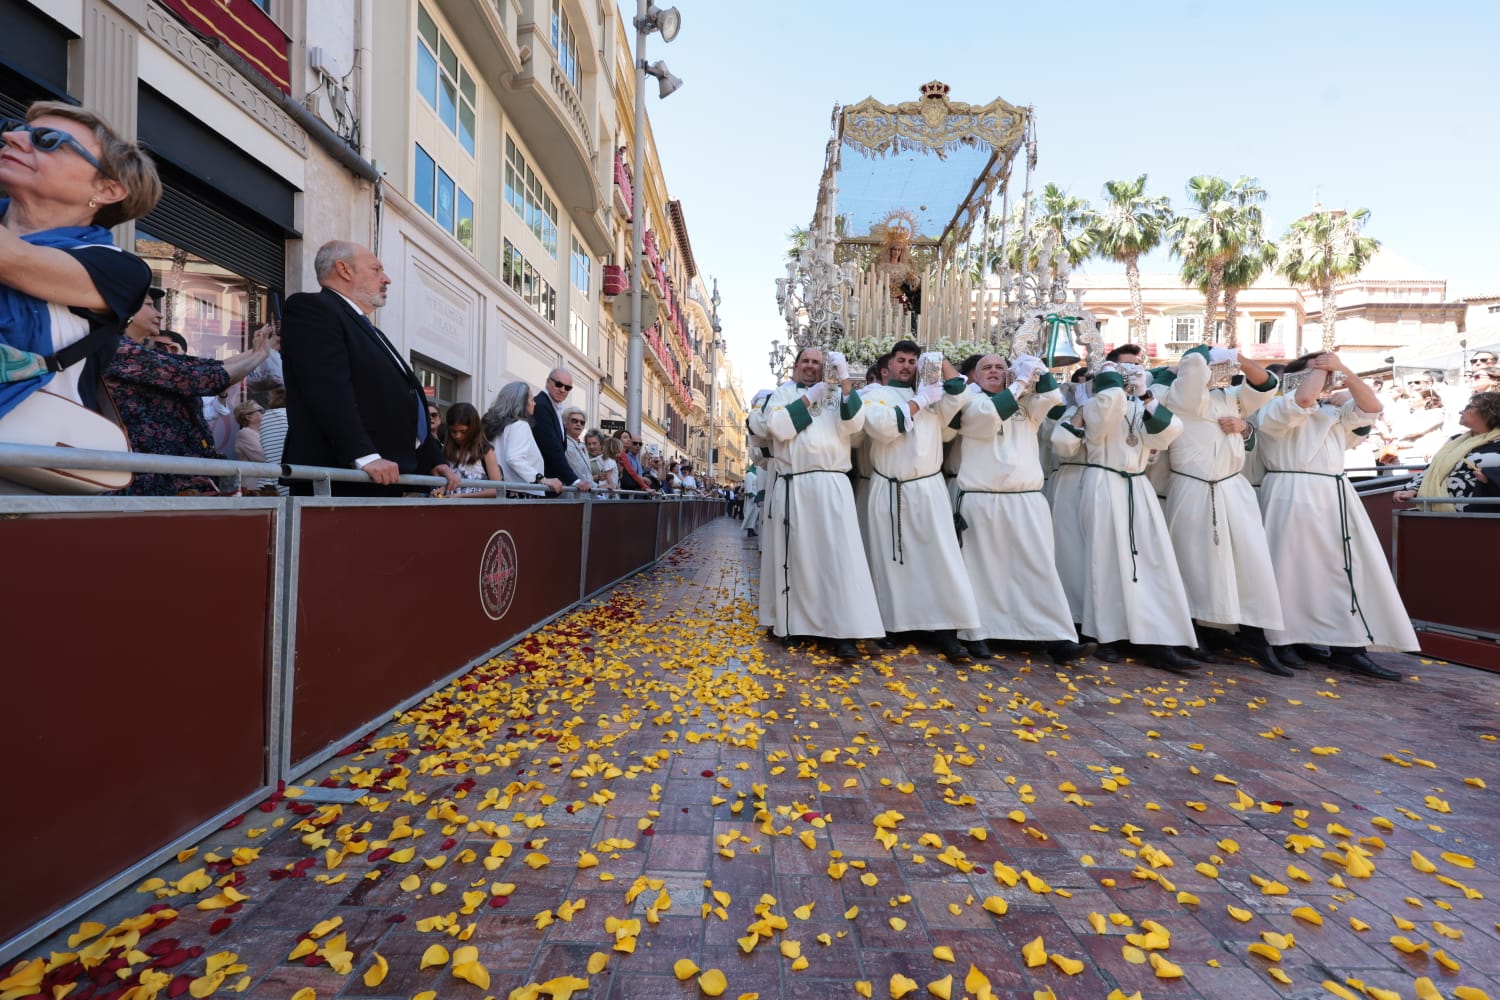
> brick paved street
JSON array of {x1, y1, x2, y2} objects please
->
[{"x1": 11, "y1": 517, "x2": 1499, "y2": 1000}]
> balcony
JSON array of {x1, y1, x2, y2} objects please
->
[
  {"x1": 502, "y1": 20, "x2": 609, "y2": 255},
  {"x1": 613, "y1": 148, "x2": 634, "y2": 217}
]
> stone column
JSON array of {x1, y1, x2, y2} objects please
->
[
  {"x1": 1283, "y1": 308, "x2": 1299, "y2": 360},
  {"x1": 72, "y1": 0, "x2": 146, "y2": 247}
]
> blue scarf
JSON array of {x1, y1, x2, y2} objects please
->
[{"x1": 0, "y1": 198, "x2": 120, "y2": 419}]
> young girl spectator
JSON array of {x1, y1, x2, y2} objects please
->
[{"x1": 440, "y1": 401, "x2": 500, "y2": 498}]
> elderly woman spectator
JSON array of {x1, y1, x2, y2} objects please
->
[
  {"x1": 1394, "y1": 392, "x2": 1500, "y2": 512},
  {"x1": 258, "y1": 387, "x2": 289, "y2": 494},
  {"x1": 232, "y1": 399, "x2": 265, "y2": 464},
  {"x1": 584, "y1": 428, "x2": 618, "y2": 493},
  {"x1": 0, "y1": 102, "x2": 160, "y2": 489},
  {"x1": 483, "y1": 380, "x2": 563, "y2": 496},
  {"x1": 560, "y1": 404, "x2": 595, "y2": 489}
]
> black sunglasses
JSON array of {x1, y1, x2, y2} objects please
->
[
  {"x1": 0, "y1": 118, "x2": 110, "y2": 177},
  {"x1": 549, "y1": 378, "x2": 573, "y2": 393}
]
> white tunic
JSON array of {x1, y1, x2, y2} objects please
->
[
  {"x1": 762, "y1": 383, "x2": 885, "y2": 639},
  {"x1": 1047, "y1": 406, "x2": 1088, "y2": 624},
  {"x1": 861, "y1": 382, "x2": 980, "y2": 632},
  {"x1": 1160, "y1": 354, "x2": 1284, "y2": 630},
  {"x1": 740, "y1": 465, "x2": 761, "y2": 532},
  {"x1": 1074, "y1": 385, "x2": 1197, "y2": 647},
  {"x1": 953, "y1": 380, "x2": 1076, "y2": 643},
  {"x1": 748, "y1": 403, "x2": 786, "y2": 628},
  {"x1": 1255, "y1": 395, "x2": 1419, "y2": 651}
]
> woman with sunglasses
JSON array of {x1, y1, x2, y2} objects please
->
[
  {"x1": 482, "y1": 381, "x2": 563, "y2": 496},
  {"x1": 437, "y1": 401, "x2": 500, "y2": 498},
  {"x1": 0, "y1": 102, "x2": 161, "y2": 440}
]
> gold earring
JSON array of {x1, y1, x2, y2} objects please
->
[{"x1": 88, "y1": 198, "x2": 98, "y2": 208}]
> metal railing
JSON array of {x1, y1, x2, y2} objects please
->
[{"x1": 0, "y1": 443, "x2": 683, "y2": 500}]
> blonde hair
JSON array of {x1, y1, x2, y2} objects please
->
[{"x1": 25, "y1": 101, "x2": 161, "y2": 227}]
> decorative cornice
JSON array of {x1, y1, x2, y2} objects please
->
[{"x1": 144, "y1": 4, "x2": 307, "y2": 156}]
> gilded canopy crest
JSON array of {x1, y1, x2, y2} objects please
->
[{"x1": 840, "y1": 80, "x2": 1030, "y2": 158}]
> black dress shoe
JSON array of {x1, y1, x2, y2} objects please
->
[
  {"x1": 877, "y1": 634, "x2": 897, "y2": 650},
  {"x1": 1141, "y1": 646, "x2": 1201, "y2": 672},
  {"x1": 1048, "y1": 640, "x2": 1097, "y2": 666},
  {"x1": 937, "y1": 633, "x2": 971, "y2": 662},
  {"x1": 1296, "y1": 644, "x2": 1333, "y2": 663},
  {"x1": 1094, "y1": 643, "x2": 1123, "y2": 663},
  {"x1": 1273, "y1": 645, "x2": 1308, "y2": 669},
  {"x1": 966, "y1": 639, "x2": 995, "y2": 659},
  {"x1": 1242, "y1": 640, "x2": 1295, "y2": 677},
  {"x1": 831, "y1": 640, "x2": 861, "y2": 660},
  {"x1": 1180, "y1": 646, "x2": 1225, "y2": 664},
  {"x1": 1328, "y1": 649, "x2": 1402, "y2": 680}
]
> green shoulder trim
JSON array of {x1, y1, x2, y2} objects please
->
[
  {"x1": 942, "y1": 376, "x2": 966, "y2": 395},
  {"x1": 1249, "y1": 371, "x2": 1278, "y2": 393},
  {"x1": 1182, "y1": 345, "x2": 1212, "y2": 363},
  {"x1": 1035, "y1": 372, "x2": 1059, "y2": 393},
  {"x1": 1060, "y1": 421, "x2": 1084, "y2": 439},
  {"x1": 1046, "y1": 404, "x2": 1067, "y2": 421},
  {"x1": 787, "y1": 397, "x2": 812, "y2": 433},
  {"x1": 991, "y1": 389, "x2": 1020, "y2": 421},
  {"x1": 1244, "y1": 428, "x2": 1256, "y2": 452},
  {"x1": 894, "y1": 403, "x2": 907, "y2": 434},
  {"x1": 841, "y1": 390, "x2": 862, "y2": 420},
  {"x1": 947, "y1": 411, "x2": 963, "y2": 430},
  {"x1": 1149, "y1": 366, "x2": 1177, "y2": 387},
  {"x1": 1143, "y1": 402, "x2": 1174, "y2": 435},
  {"x1": 1093, "y1": 371, "x2": 1125, "y2": 392},
  {"x1": 1352, "y1": 425, "x2": 1372, "y2": 437}
]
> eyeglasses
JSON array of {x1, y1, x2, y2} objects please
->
[
  {"x1": 549, "y1": 378, "x2": 573, "y2": 393},
  {"x1": 1473, "y1": 357, "x2": 1497, "y2": 365},
  {"x1": 0, "y1": 117, "x2": 110, "y2": 177}
]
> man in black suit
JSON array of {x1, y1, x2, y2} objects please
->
[
  {"x1": 532, "y1": 367, "x2": 589, "y2": 492},
  {"x1": 281, "y1": 240, "x2": 459, "y2": 496}
]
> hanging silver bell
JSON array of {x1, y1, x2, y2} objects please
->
[{"x1": 1043, "y1": 316, "x2": 1081, "y2": 367}]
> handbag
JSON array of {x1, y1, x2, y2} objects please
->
[{"x1": 0, "y1": 322, "x2": 132, "y2": 494}]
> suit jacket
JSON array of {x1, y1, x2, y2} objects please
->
[
  {"x1": 531, "y1": 390, "x2": 578, "y2": 484},
  {"x1": 282, "y1": 287, "x2": 443, "y2": 495}
]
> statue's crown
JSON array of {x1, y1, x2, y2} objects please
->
[{"x1": 919, "y1": 80, "x2": 950, "y2": 101}]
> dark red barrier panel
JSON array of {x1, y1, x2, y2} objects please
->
[
  {"x1": 654, "y1": 502, "x2": 676, "y2": 557},
  {"x1": 1359, "y1": 488, "x2": 1402, "y2": 569},
  {"x1": 1395, "y1": 512, "x2": 1500, "y2": 668},
  {"x1": 289, "y1": 502, "x2": 584, "y2": 768},
  {"x1": 585, "y1": 501, "x2": 660, "y2": 595},
  {"x1": 0, "y1": 510, "x2": 274, "y2": 951}
]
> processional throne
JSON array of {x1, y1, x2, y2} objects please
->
[{"x1": 775, "y1": 81, "x2": 1103, "y2": 379}]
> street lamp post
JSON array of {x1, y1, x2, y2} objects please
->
[
  {"x1": 707, "y1": 278, "x2": 723, "y2": 483},
  {"x1": 626, "y1": 2, "x2": 682, "y2": 441}
]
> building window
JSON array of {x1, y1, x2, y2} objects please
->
[
  {"x1": 414, "y1": 144, "x2": 475, "y2": 250},
  {"x1": 1170, "y1": 315, "x2": 1201, "y2": 343},
  {"x1": 504, "y1": 239, "x2": 557, "y2": 325},
  {"x1": 504, "y1": 136, "x2": 559, "y2": 258},
  {"x1": 1256, "y1": 320, "x2": 1278, "y2": 344},
  {"x1": 414, "y1": 356, "x2": 459, "y2": 412},
  {"x1": 569, "y1": 310, "x2": 589, "y2": 353},
  {"x1": 551, "y1": 0, "x2": 579, "y2": 91},
  {"x1": 570, "y1": 237, "x2": 591, "y2": 296},
  {"x1": 416, "y1": 3, "x2": 477, "y2": 156}
]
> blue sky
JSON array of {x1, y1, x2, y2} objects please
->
[{"x1": 642, "y1": 0, "x2": 1500, "y2": 390}]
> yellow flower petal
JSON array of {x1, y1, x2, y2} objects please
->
[
  {"x1": 420, "y1": 944, "x2": 449, "y2": 970},
  {"x1": 888, "y1": 973, "x2": 917, "y2": 999},
  {"x1": 698, "y1": 968, "x2": 728, "y2": 997},
  {"x1": 362, "y1": 953, "x2": 387, "y2": 988},
  {"x1": 1021, "y1": 936, "x2": 1047, "y2": 968}
]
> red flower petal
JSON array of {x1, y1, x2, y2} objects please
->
[{"x1": 209, "y1": 918, "x2": 232, "y2": 935}]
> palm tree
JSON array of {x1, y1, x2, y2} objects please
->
[
  {"x1": 1090, "y1": 175, "x2": 1173, "y2": 341},
  {"x1": 1171, "y1": 175, "x2": 1267, "y2": 345},
  {"x1": 1181, "y1": 238, "x2": 1278, "y2": 347},
  {"x1": 1002, "y1": 183, "x2": 1096, "y2": 293},
  {"x1": 1275, "y1": 206, "x2": 1380, "y2": 351},
  {"x1": 785, "y1": 224, "x2": 809, "y2": 262}
]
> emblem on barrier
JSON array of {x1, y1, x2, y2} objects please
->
[{"x1": 478, "y1": 529, "x2": 519, "y2": 621}]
